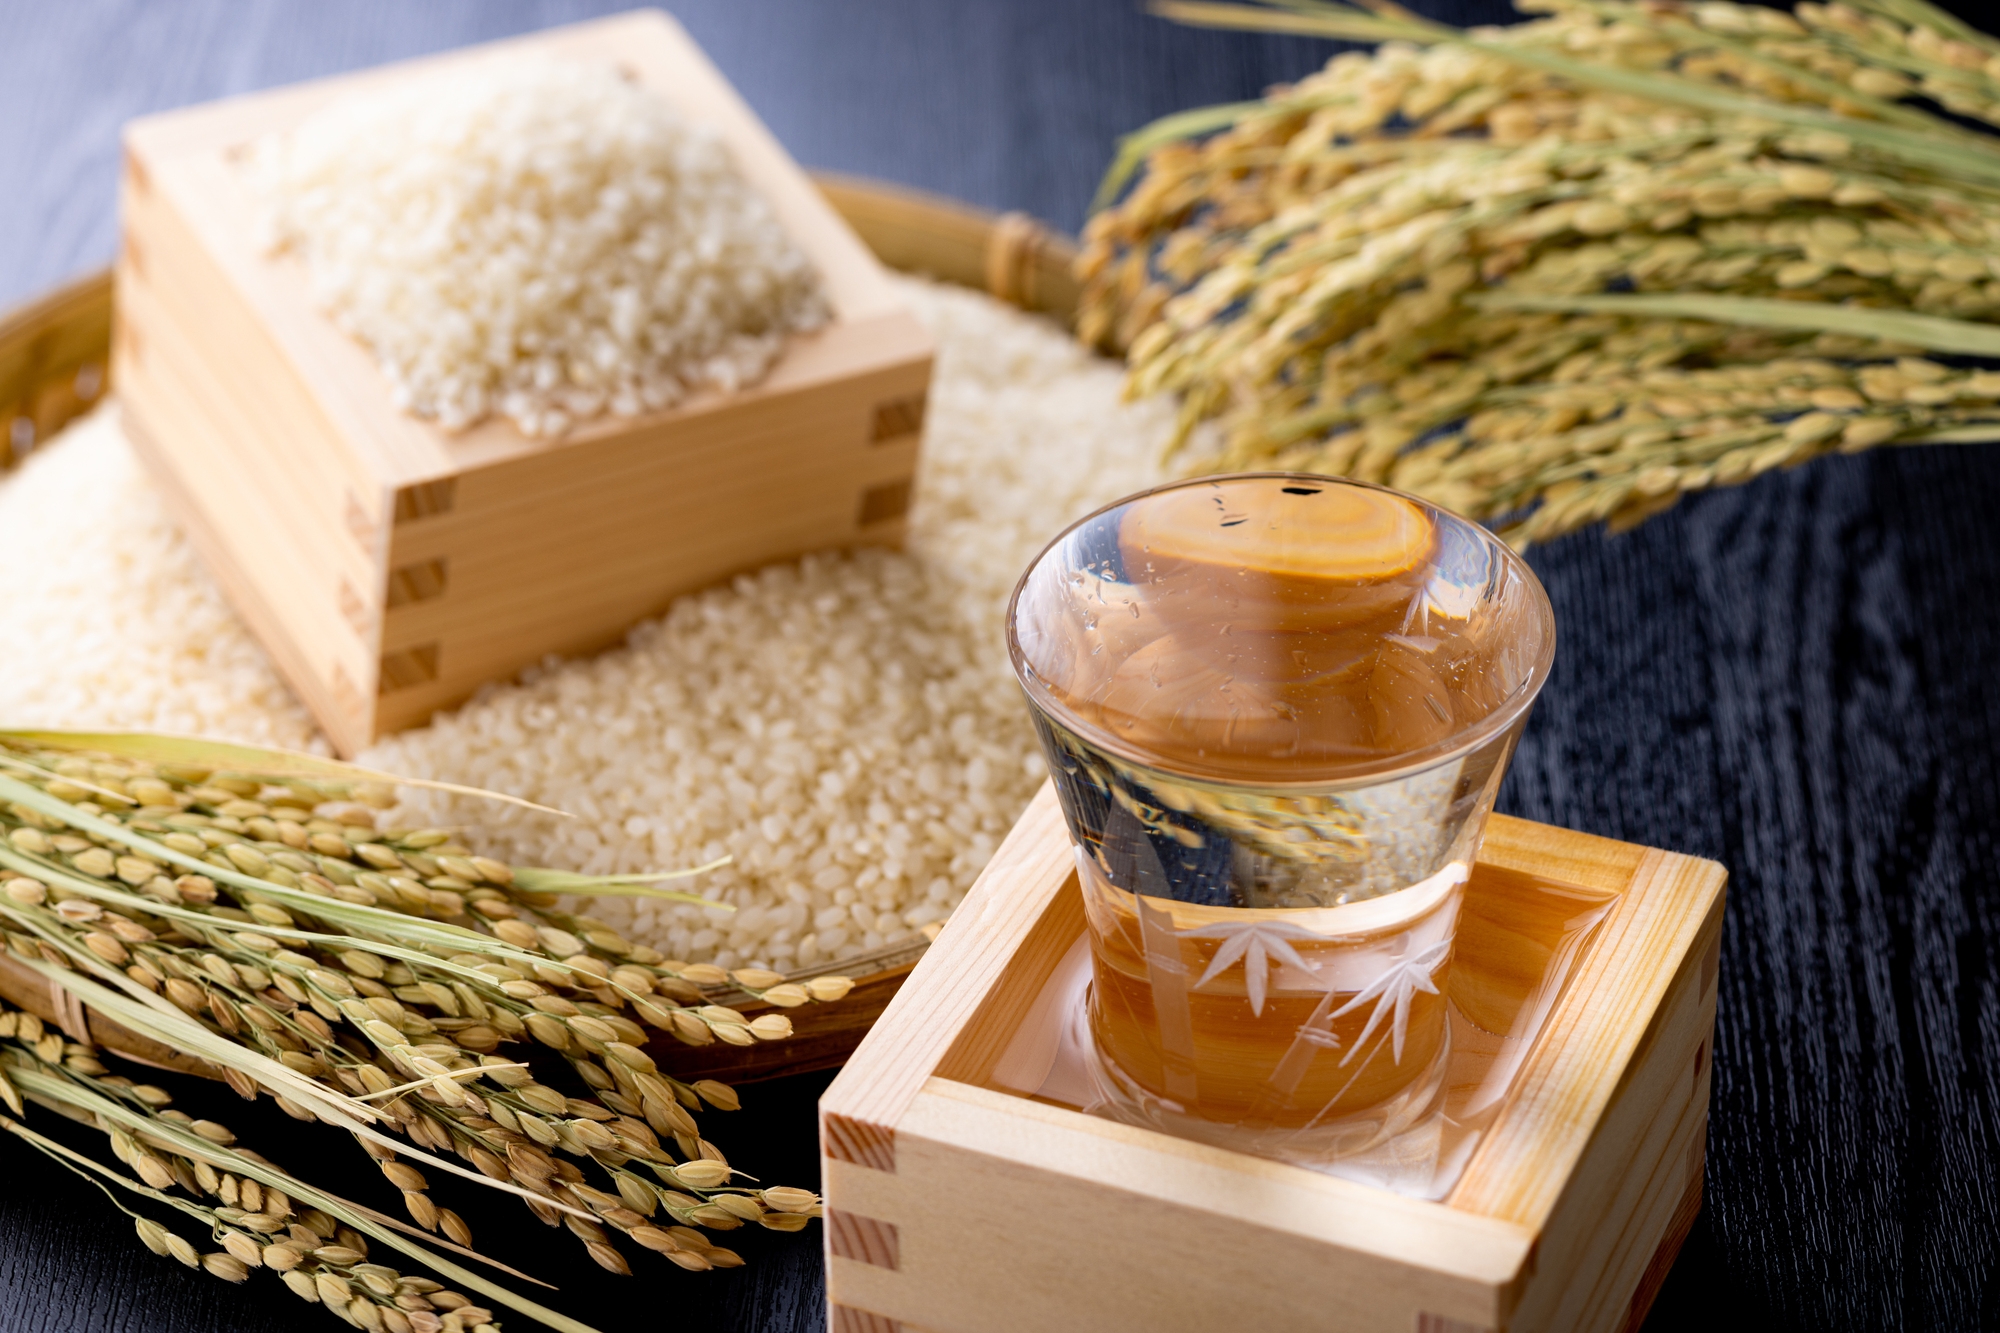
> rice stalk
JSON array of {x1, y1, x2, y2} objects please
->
[
  {"x1": 1081, "y1": 0, "x2": 2000, "y2": 544},
  {"x1": 0, "y1": 730, "x2": 570, "y2": 816},
  {"x1": 0, "y1": 1018, "x2": 574, "y2": 1332},
  {"x1": 2, "y1": 1062, "x2": 591, "y2": 1333},
  {"x1": 0, "y1": 733, "x2": 843, "y2": 1324},
  {"x1": 1157, "y1": 1, "x2": 2000, "y2": 181}
]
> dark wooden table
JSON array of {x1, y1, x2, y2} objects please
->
[{"x1": 3, "y1": 3, "x2": 1996, "y2": 1330}]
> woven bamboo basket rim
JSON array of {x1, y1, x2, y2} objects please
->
[{"x1": 0, "y1": 172, "x2": 1081, "y2": 1082}]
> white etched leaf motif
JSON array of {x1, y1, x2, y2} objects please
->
[
  {"x1": 1185, "y1": 919, "x2": 1324, "y2": 1016},
  {"x1": 1292, "y1": 1024, "x2": 1343, "y2": 1052},
  {"x1": 1330, "y1": 940, "x2": 1450, "y2": 1065}
]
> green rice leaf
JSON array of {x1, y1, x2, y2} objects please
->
[
  {"x1": 0, "y1": 773, "x2": 663, "y2": 1010},
  {"x1": 354, "y1": 1062, "x2": 531, "y2": 1103},
  {"x1": 0, "y1": 753, "x2": 138, "y2": 806},
  {"x1": 512, "y1": 857, "x2": 732, "y2": 904},
  {"x1": 0, "y1": 1112, "x2": 551, "y2": 1289},
  {"x1": 1152, "y1": 0, "x2": 1428, "y2": 42}
]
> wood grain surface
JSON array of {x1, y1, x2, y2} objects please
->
[
  {"x1": 2, "y1": 2, "x2": 1997, "y2": 1332},
  {"x1": 824, "y1": 809, "x2": 1723, "y2": 1333}
]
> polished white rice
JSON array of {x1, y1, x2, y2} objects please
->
[
  {"x1": 255, "y1": 56, "x2": 827, "y2": 439},
  {"x1": 0, "y1": 280, "x2": 1176, "y2": 969}
]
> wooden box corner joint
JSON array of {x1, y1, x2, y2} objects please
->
[
  {"x1": 113, "y1": 11, "x2": 935, "y2": 756},
  {"x1": 820, "y1": 787, "x2": 1727, "y2": 1333}
]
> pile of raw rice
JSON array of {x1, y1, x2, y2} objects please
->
[
  {"x1": 254, "y1": 56, "x2": 827, "y2": 438},
  {"x1": 0, "y1": 279, "x2": 1183, "y2": 972}
]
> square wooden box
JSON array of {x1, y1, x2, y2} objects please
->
[
  {"x1": 820, "y1": 786, "x2": 1727, "y2": 1333},
  {"x1": 114, "y1": 11, "x2": 934, "y2": 756}
]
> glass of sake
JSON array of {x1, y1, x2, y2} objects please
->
[{"x1": 1006, "y1": 474, "x2": 1555, "y2": 1159}]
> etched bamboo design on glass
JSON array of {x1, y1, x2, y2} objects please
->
[{"x1": 1008, "y1": 474, "x2": 1554, "y2": 1158}]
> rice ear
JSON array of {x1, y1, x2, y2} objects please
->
[
  {"x1": 1151, "y1": 1, "x2": 2000, "y2": 185},
  {"x1": 0, "y1": 729, "x2": 571, "y2": 818},
  {"x1": 1093, "y1": 96, "x2": 1272, "y2": 212},
  {"x1": 0, "y1": 836, "x2": 553, "y2": 994},
  {"x1": 1, "y1": 1076, "x2": 599, "y2": 1332},
  {"x1": 1856, "y1": 0, "x2": 1994, "y2": 48},
  {"x1": 1, "y1": 774, "x2": 517, "y2": 952},
  {"x1": 12, "y1": 955, "x2": 600, "y2": 1223}
]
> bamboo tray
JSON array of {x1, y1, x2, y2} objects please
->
[
  {"x1": 0, "y1": 173, "x2": 1075, "y2": 1082},
  {"x1": 821, "y1": 787, "x2": 1728, "y2": 1333}
]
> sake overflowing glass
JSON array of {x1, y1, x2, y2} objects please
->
[{"x1": 1007, "y1": 474, "x2": 1554, "y2": 1156}]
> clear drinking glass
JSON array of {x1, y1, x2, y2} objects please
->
[{"x1": 1006, "y1": 474, "x2": 1555, "y2": 1160}]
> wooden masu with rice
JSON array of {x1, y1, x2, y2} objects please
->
[
  {"x1": 820, "y1": 785, "x2": 1726, "y2": 1333},
  {"x1": 114, "y1": 11, "x2": 935, "y2": 757},
  {"x1": 0, "y1": 158, "x2": 1082, "y2": 1091}
]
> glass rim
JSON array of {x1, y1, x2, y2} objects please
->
[{"x1": 1004, "y1": 471, "x2": 1557, "y2": 792}]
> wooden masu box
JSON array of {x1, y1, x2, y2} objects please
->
[
  {"x1": 820, "y1": 787, "x2": 1727, "y2": 1333},
  {"x1": 114, "y1": 11, "x2": 933, "y2": 756}
]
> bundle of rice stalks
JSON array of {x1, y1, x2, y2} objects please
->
[
  {"x1": 0, "y1": 730, "x2": 851, "y2": 1331},
  {"x1": 1080, "y1": 0, "x2": 2000, "y2": 544}
]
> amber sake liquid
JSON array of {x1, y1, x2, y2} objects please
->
[
  {"x1": 1011, "y1": 476, "x2": 1553, "y2": 1138},
  {"x1": 1048, "y1": 482, "x2": 1517, "y2": 783},
  {"x1": 1080, "y1": 871, "x2": 1458, "y2": 1127}
]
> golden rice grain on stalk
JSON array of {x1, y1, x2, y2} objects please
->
[
  {"x1": 202, "y1": 1252, "x2": 250, "y2": 1282},
  {"x1": 0, "y1": 733, "x2": 857, "y2": 1330},
  {"x1": 163, "y1": 1233, "x2": 201, "y2": 1268},
  {"x1": 1083, "y1": 0, "x2": 2000, "y2": 545},
  {"x1": 760, "y1": 1211, "x2": 812, "y2": 1232},
  {"x1": 133, "y1": 1217, "x2": 171, "y2": 1256}
]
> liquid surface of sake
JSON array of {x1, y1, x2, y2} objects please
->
[{"x1": 1011, "y1": 475, "x2": 1550, "y2": 786}]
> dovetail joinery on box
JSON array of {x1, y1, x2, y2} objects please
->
[
  {"x1": 820, "y1": 801, "x2": 1727, "y2": 1333},
  {"x1": 329, "y1": 663, "x2": 367, "y2": 720},
  {"x1": 829, "y1": 1210, "x2": 901, "y2": 1271},
  {"x1": 115, "y1": 313, "x2": 143, "y2": 370},
  {"x1": 385, "y1": 557, "x2": 448, "y2": 608},
  {"x1": 832, "y1": 1306, "x2": 904, "y2": 1333},
  {"x1": 1417, "y1": 1316, "x2": 1497, "y2": 1333},
  {"x1": 379, "y1": 643, "x2": 441, "y2": 694},
  {"x1": 394, "y1": 479, "x2": 457, "y2": 522},
  {"x1": 824, "y1": 1113, "x2": 898, "y2": 1173},
  {"x1": 858, "y1": 478, "x2": 913, "y2": 529},
  {"x1": 344, "y1": 492, "x2": 377, "y2": 547},
  {"x1": 871, "y1": 393, "x2": 926, "y2": 443},
  {"x1": 338, "y1": 579, "x2": 371, "y2": 638}
]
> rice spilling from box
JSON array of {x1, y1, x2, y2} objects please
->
[
  {"x1": 0, "y1": 415, "x2": 321, "y2": 750},
  {"x1": 253, "y1": 55, "x2": 828, "y2": 438},
  {"x1": 0, "y1": 280, "x2": 1182, "y2": 970}
]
